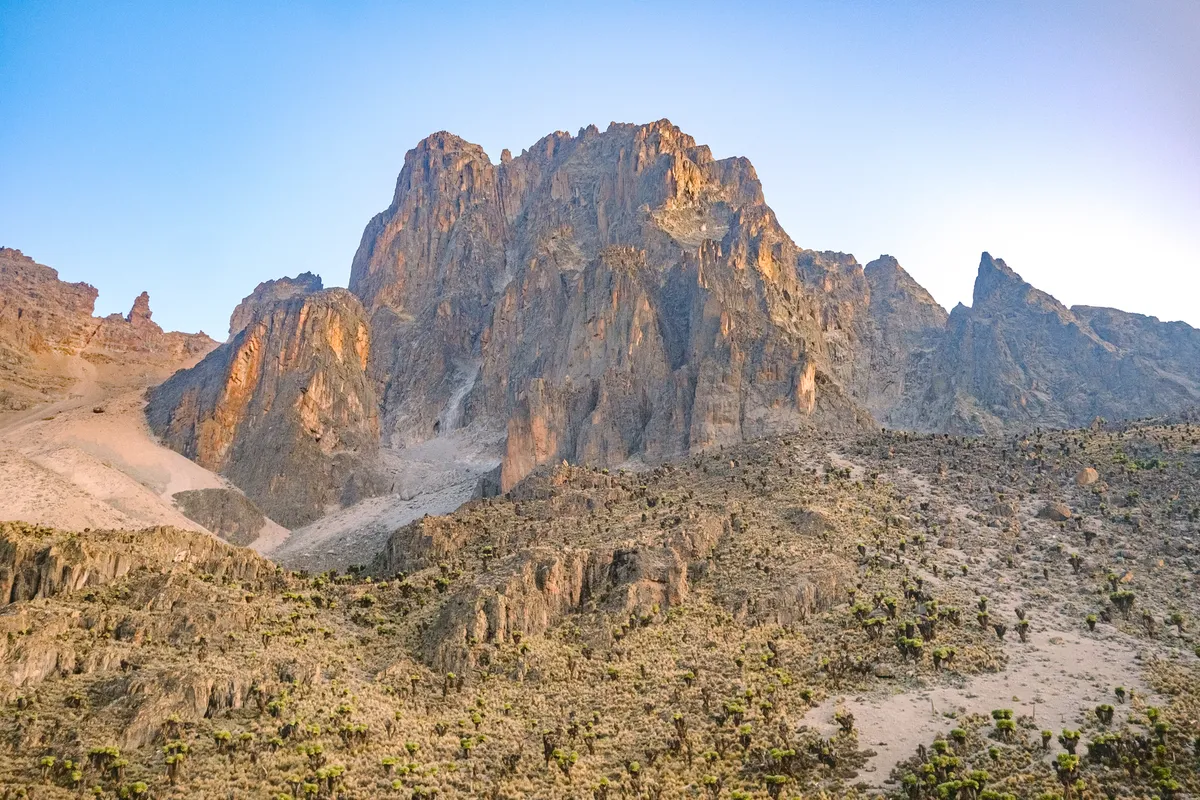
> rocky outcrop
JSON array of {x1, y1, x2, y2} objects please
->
[
  {"x1": 0, "y1": 522, "x2": 286, "y2": 746},
  {"x1": 172, "y1": 487, "x2": 266, "y2": 546},
  {"x1": 227, "y1": 272, "x2": 324, "y2": 339},
  {"x1": 887, "y1": 253, "x2": 1200, "y2": 434},
  {"x1": 0, "y1": 521, "x2": 268, "y2": 605},
  {"x1": 126, "y1": 291, "x2": 153, "y2": 326},
  {"x1": 0, "y1": 247, "x2": 107, "y2": 355},
  {"x1": 372, "y1": 459, "x2": 854, "y2": 672},
  {"x1": 421, "y1": 543, "x2": 699, "y2": 671},
  {"x1": 0, "y1": 248, "x2": 215, "y2": 408},
  {"x1": 146, "y1": 288, "x2": 385, "y2": 527},
  {"x1": 378, "y1": 482, "x2": 730, "y2": 671}
]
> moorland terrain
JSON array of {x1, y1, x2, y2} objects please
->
[{"x1": 1, "y1": 120, "x2": 1197, "y2": 798}]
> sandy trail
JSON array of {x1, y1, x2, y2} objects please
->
[{"x1": 807, "y1": 625, "x2": 1155, "y2": 784}]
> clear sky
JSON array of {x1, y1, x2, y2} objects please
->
[{"x1": 2, "y1": 1, "x2": 1197, "y2": 336}]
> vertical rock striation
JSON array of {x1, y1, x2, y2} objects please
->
[
  {"x1": 351, "y1": 121, "x2": 874, "y2": 490},
  {"x1": 146, "y1": 286, "x2": 384, "y2": 526}
]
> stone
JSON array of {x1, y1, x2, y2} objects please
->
[
  {"x1": 989, "y1": 500, "x2": 1019, "y2": 518},
  {"x1": 126, "y1": 291, "x2": 153, "y2": 326},
  {"x1": 1075, "y1": 467, "x2": 1100, "y2": 486},
  {"x1": 1039, "y1": 502, "x2": 1073, "y2": 522},
  {"x1": 172, "y1": 488, "x2": 266, "y2": 547}
]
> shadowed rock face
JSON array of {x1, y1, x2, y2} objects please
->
[
  {"x1": 172, "y1": 487, "x2": 266, "y2": 546},
  {"x1": 146, "y1": 288, "x2": 385, "y2": 527},
  {"x1": 885, "y1": 253, "x2": 1200, "y2": 434}
]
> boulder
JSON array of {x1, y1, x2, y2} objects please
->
[{"x1": 1038, "y1": 502, "x2": 1072, "y2": 522}]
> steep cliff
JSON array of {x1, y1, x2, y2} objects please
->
[
  {"x1": 351, "y1": 121, "x2": 873, "y2": 491},
  {"x1": 146, "y1": 286, "x2": 385, "y2": 526}
]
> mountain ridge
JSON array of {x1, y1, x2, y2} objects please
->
[
  {"x1": 140, "y1": 120, "x2": 1200, "y2": 525},
  {"x1": 9, "y1": 120, "x2": 1200, "y2": 530}
]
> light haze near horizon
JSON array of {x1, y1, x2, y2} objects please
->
[{"x1": 1, "y1": 1, "x2": 1197, "y2": 336}]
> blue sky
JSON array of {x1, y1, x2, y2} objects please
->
[{"x1": 1, "y1": 1, "x2": 1197, "y2": 336}]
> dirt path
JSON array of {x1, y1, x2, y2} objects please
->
[{"x1": 807, "y1": 624, "x2": 1155, "y2": 784}]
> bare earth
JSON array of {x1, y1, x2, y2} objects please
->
[
  {"x1": 808, "y1": 624, "x2": 1155, "y2": 784},
  {"x1": 0, "y1": 377, "x2": 288, "y2": 553},
  {"x1": 267, "y1": 428, "x2": 502, "y2": 570}
]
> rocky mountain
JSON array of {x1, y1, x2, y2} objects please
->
[
  {"x1": 884, "y1": 253, "x2": 1200, "y2": 434},
  {"x1": 141, "y1": 120, "x2": 1200, "y2": 527},
  {"x1": 0, "y1": 247, "x2": 216, "y2": 410},
  {"x1": 352, "y1": 121, "x2": 883, "y2": 492},
  {"x1": 146, "y1": 286, "x2": 385, "y2": 527}
]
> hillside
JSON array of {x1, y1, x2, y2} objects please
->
[
  {"x1": 0, "y1": 248, "x2": 291, "y2": 551},
  {"x1": 1, "y1": 417, "x2": 1197, "y2": 797}
]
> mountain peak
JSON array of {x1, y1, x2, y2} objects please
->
[
  {"x1": 410, "y1": 130, "x2": 486, "y2": 156},
  {"x1": 228, "y1": 272, "x2": 325, "y2": 339},
  {"x1": 972, "y1": 251, "x2": 1026, "y2": 305}
]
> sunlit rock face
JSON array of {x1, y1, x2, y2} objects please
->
[
  {"x1": 147, "y1": 287, "x2": 385, "y2": 527},
  {"x1": 0, "y1": 246, "x2": 216, "y2": 409}
]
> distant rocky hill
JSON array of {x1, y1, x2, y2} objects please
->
[
  {"x1": 0, "y1": 247, "x2": 216, "y2": 410},
  {"x1": 883, "y1": 253, "x2": 1200, "y2": 434},
  {"x1": 21, "y1": 121, "x2": 1199, "y2": 528}
]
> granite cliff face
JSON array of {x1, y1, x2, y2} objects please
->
[
  {"x1": 146, "y1": 285, "x2": 385, "y2": 527},
  {"x1": 0, "y1": 247, "x2": 216, "y2": 409},
  {"x1": 351, "y1": 121, "x2": 875, "y2": 491}
]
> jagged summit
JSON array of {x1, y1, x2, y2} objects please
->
[{"x1": 228, "y1": 271, "x2": 324, "y2": 338}]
